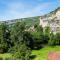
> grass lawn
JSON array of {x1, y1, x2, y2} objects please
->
[
  {"x1": 0, "y1": 53, "x2": 12, "y2": 60},
  {"x1": 32, "y1": 46, "x2": 60, "y2": 60},
  {"x1": 0, "y1": 46, "x2": 60, "y2": 60}
]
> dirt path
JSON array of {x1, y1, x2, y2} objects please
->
[{"x1": 48, "y1": 52, "x2": 60, "y2": 60}]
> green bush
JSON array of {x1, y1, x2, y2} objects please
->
[
  {"x1": 48, "y1": 39, "x2": 55, "y2": 46},
  {"x1": 5, "y1": 58, "x2": 13, "y2": 60},
  {"x1": 0, "y1": 57, "x2": 3, "y2": 60}
]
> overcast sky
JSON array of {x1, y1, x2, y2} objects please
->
[{"x1": 0, "y1": 0, "x2": 60, "y2": 21}]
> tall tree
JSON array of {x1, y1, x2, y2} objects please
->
[
  {"x1": 10, "y1": 22, "x2": 31, "y2": 60},
  {"x1": 0, "y1": 23, "x2": 10, "y2": 53},
  {"x1": 10, "y1": 22, "x2": 25, "y2": 44}
]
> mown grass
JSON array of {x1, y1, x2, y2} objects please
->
[
  {"x1": 32, "y1": 46, "x2": 60, "y2": 60},
  {"x1": 0, "y1": 53, "x2": 12, "y2": 60},
  {"x1": 0, "y1": 46, "x2": 60, "y2": 60}
]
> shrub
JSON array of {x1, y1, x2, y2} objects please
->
[
  {"x1": 48, "y1": 39, "x2": 55, "y2": 46},
  {"x1": 0, "y1": 57, "x2": 3, "y2": 60}
]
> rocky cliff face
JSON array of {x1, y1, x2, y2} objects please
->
[
  {"x1": 40, "y1": 7, "x2": 60, "y2": 33},
  {"x1": 40, "y1": 7, "x2": 60, "y2": 20}
]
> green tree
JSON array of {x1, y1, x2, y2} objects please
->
[
  {"x1": 54, "y1": 33, "x2": 60, "y2": 45},
  {"x1": 10, "y1": 22, "x2": 31, "y2": 60},
  {"x1": 0, "y1": 23, "x2": 10, "y2": 53},
  {"x1": 35, "y1": 25, "x2": 43, "y2": 33},
  {"x1": 9, "y1": 43, "x2": 31, "y2": 60},
  {"x1": 44, "y1": 26, "x2": 51, "y2": 44},
  {"x1": 10, "y1": 22, "x2": 25, "y2": 45},
  {"x1": 48, "y1": 32, "x2": 55, "y2": 46},
  {"x1": 44, "y1": 26, "x2": 50, "y2": 36},
  {"x1": 23, "y1": 31, "x2": 34, "y2": 49},
  {"x1": 31, "y1": 31, "x2": 44, "y2": 49}
]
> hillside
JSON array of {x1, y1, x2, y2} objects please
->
[
  {"x1": 39, "y1": 7, "x2": 60, "y2": 33},
  {"x1": 0, "y1": 7, "x2": 60, "y2": 28},
  {"x1": 3, "y1": 16, "x2": 40, "y2": 28}
]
